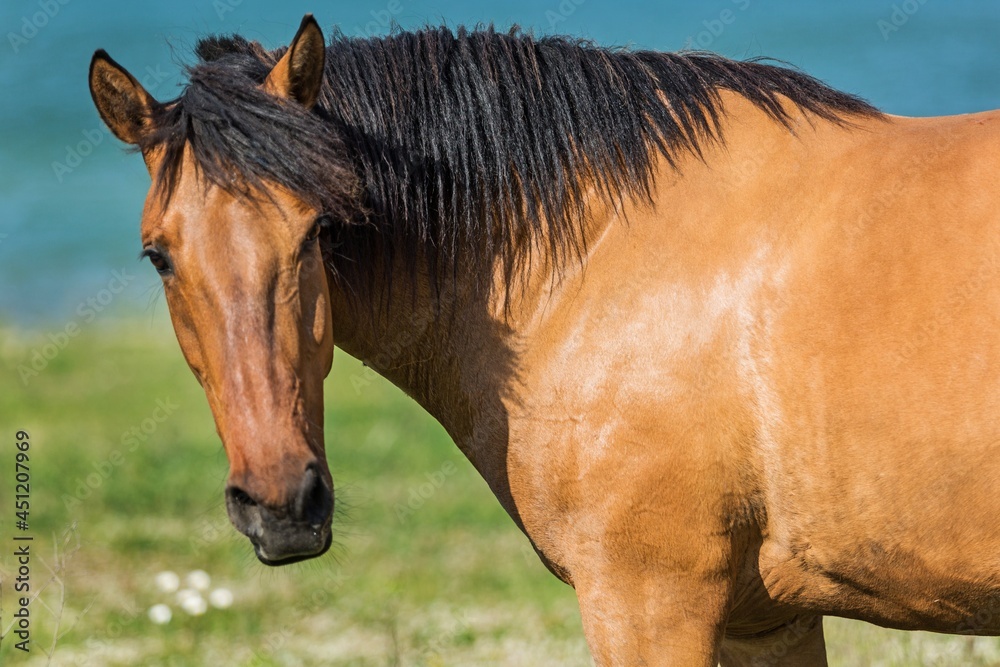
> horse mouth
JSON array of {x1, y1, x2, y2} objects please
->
[
  {"x1": 252, "y1": 531, "x2": 333, "y2": 566},
  {"x1": 224, "y1": 465, "x2": 336, "y2": 566}
]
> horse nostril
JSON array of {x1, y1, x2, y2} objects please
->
[
  {"x1": 224, "y1": 485, "x2": 264, "y2": 540},
  {"x1": 295, "y1": 465, "x2": 333, "y2": 528},
  {"x1": 227, "y1": 486, "x2": 258, "y2": 508}
]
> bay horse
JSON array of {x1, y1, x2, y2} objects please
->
[{"x1": 89, "y1": 15, "x2": 1000, "y2": 665}]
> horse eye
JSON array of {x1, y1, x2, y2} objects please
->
[
  {"x1": 304, "y1": 216, "x2": 332, "y2": 245},
  {"x1": 305, "y1": 223, "x2": 321, "y2": 243},
  {"x1": 141, "y1": 248, "x2": 172, "y2": 276}
]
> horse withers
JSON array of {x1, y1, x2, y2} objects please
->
[{"x1": 90, "y1": 15, "x2": 1000, "y2": 665}]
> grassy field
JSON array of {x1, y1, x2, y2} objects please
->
[{"x1": 1, "y1": 319, "x2": 1000, "y2": 666}]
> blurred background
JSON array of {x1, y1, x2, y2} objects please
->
[{"x1": 2, "y1": 0, "x2": 1000, "y2": 664}]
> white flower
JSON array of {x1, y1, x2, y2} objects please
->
[
  {"x1": 148, "y1": 604, "x2": 172, "y2": 625},
  {"x1": 154, "y1": 571, "x2": 180, "y2": 593},
  {"x1": 180, "y1": 593, "x2": 208, "y2": 616},
  {"x1": 185, "y1": 569, "x2": 211, "y2": 591},
  {"x1": 176, "y1": 588, "x2": 199, "y2": 605},
  {"x1": 208, "y1": 588, "x2": 234, "y2": 609}
]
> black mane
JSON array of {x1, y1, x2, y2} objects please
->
[{"x1": 143, "y1": 26, "x2": 880, "y2": 296}]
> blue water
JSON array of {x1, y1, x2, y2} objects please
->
[{"x1": 2, "y1": 0, "x2": 999, "y2": 325}]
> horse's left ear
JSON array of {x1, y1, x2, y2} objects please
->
[{"x1": 263, "y1": 14, "x2": 326, "y2": 109}]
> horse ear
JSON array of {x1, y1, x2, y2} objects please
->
[
  {"x1": 263, "y1": 14, "x2": 325, "y2": 109},
  {"x1": 89, "y1": 50, "x2": 157, "y2": 145}
]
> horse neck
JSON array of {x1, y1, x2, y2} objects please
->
[
  {"x1": 323, "y1": 192, "x2": 615, "y2": 523},
  {"x1": 325, "y1": 246, "x2": 517, "y2": 463}
]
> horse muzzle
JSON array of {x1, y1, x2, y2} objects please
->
[{"x1": 224, "y1": 464, "x2": 334, "y2": 565}]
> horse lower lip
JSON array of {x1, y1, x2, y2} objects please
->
[{"x1": 253, "y1": 532, "x2": 332, "y2": 566}]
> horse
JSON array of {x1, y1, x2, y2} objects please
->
[{"x1": 89, "y1": 14, "x2": 1000, "y2": 665}]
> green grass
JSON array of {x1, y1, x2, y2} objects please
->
[{"x1": 1, "y1": 319, "x2": 999, "y2": 665}]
